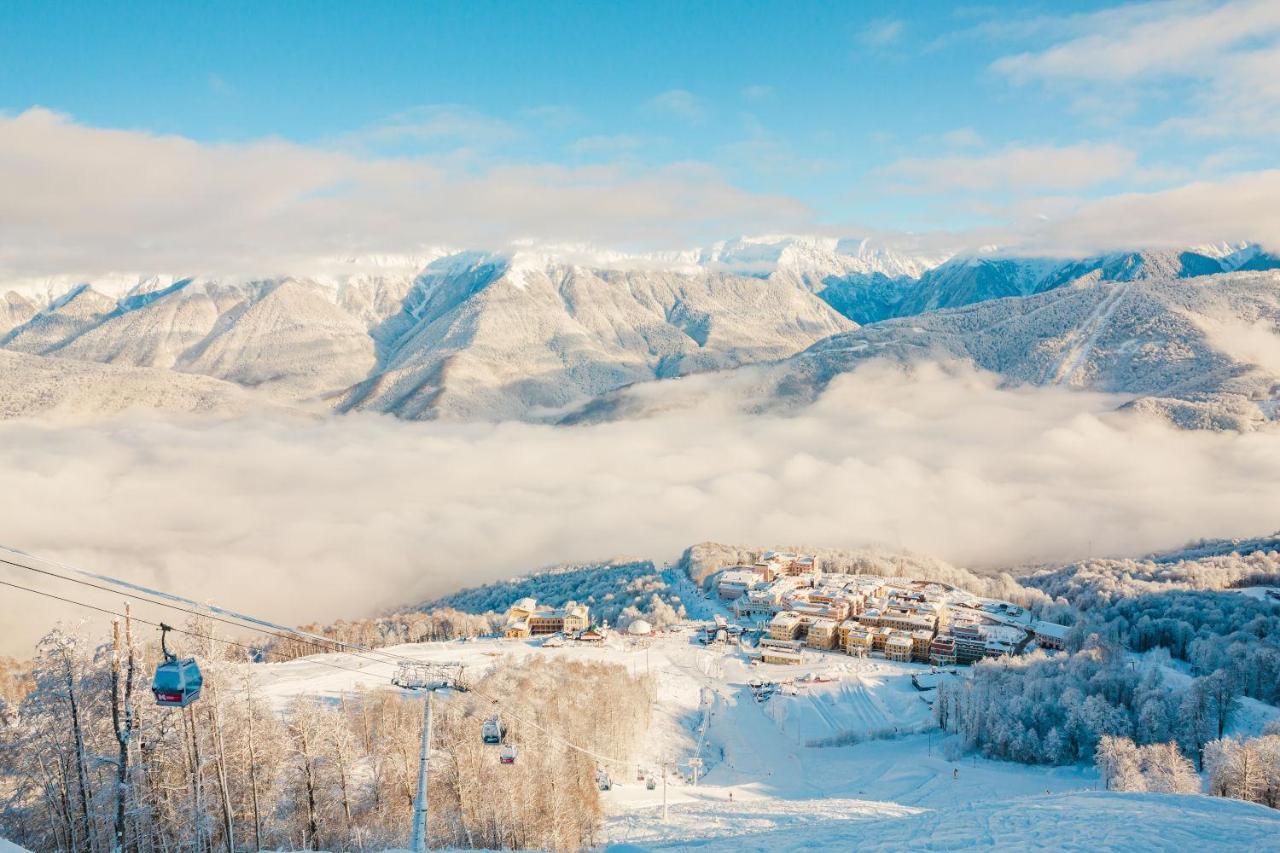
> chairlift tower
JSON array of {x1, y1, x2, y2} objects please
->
[{"x1": 395, "y1": 661, "x2": 462, "y2": 853}]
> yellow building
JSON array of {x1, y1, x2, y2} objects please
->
[
  {"x1": 911, "y1": 629, "x2": 934, "y2": 662},
  {"x1": 806, "y1": 617, "x2": 839, "y2": 650},
  {"x1": 769, "y1": 611, "x2": 803, "y2": 641},
  {"x1": 844, "y1": 627, "x2": 872, "y2": 657},
  {"x1": 504, "y1": 599, "x2": 589, "y2": 638},
  {"x1": 886, "y1": 633, "x2": 914, "y2": 662}
]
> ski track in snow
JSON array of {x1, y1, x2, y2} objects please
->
[{"x1": 1050, "y1": 282, "x2": 1132, "y2": 386}]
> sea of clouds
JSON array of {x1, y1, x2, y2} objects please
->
[{"x1": 2, "y1": 359, "x2": 1279, "y2": 655}]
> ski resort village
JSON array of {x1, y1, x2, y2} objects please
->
[
  {"x1": 3, "y1": 540, "x2": 1280, "y2": 851},
  {"x1": 715, "y1": 551, "x2": 1067, "y2": 666}
]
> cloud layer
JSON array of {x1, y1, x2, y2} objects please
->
[
  {"x1": 0, "y1": 108, "x2": 809, "y2": 277},
  {"x1": 2, "y1": 360, "x2": 1278, "y2": 656},
  {"x1": 3, "y1": 102, "x2": 1279, "y2": 278}
]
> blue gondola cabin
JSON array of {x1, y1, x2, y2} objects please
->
[{"x1": 152, "y1": 657, "x2": 203, "y2": 708}]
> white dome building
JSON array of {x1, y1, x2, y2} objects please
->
[{"x1": 627, "y1": 619, "x2": 653, "y2": 636}]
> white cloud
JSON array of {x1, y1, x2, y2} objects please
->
[
  {"x1": 2, "y1": 359, "x2": 1278, "y2": 656},
  {"x1": 643, "y1": 89, "x2": 705, "y2": 123},
  {"x1": 858, "y1": 18, "x2": 904, "y2": 48},
  {"x1": 992, "y1": 0, "x2": 1280, "y2": 83},
  {"x1": 883, "y1": 143, "x2": 1137, "y2": 193},
  {"x1": 1007, "y1": 169, "x2": 1280, "y2": 255},
  {"x1": 341, "y1": 103, "x2": 520, "y2": 149},
  {"x1": 991, "y1": 0, "x2": 1280, "y2": 135},
  {"x1": 0, "y1": 108, "x2": 809, "y2": 276}
]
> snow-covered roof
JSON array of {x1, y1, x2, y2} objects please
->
[{"x1": 1033, "y1": 620, "x2": 1070, "y2": 640}]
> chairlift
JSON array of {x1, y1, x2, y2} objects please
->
[
  {"x1": 499, "y1": 744, "x2": 518, "y2": 765},
  {"x1": 596, "y1": 768, "x2": 612, "y2": 791},
  {"x1": 646, "y1": 776, "x2": 657, "y2": 790},
  {"x1": 152, "y1": 624, "x2": 203, "y2": 708}
]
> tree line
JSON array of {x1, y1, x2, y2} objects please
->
[{"x1": 0, "y1": 615, "x2": 653, "y2": 852}]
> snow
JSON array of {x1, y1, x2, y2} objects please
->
[
  {"x1": 0, "y1": 840, "x2": 30, "y2": 853},
  {"x1": 581, "y1": 267, "x2": 1280, "y2": 431},
  {"x1": 3, "y1": 243, "x2": 1277, "y2": 425},
  {"x1": 613, "y1": 791, "x2": 1280, "y2": 852},
  {"x1": 1228, "y1": 585, "x2": 1280, "y2": 601},
  {"x1": 246, "y1": 613, "x2": 1280, "y2": 851},
  {"x1": 254, "y1": 630, "x2": 1113, "y2": 850}
]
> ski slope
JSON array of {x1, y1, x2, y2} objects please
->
[
  {"x1": 252, "y1": 629, "x2": 1277, "y2": 851},
  {"x1": 619, "y1": 791, "x2": 1280, "y2": 852}
]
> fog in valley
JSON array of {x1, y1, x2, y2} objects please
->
[{"x1": 2, "y1": 359, "x2": 1278, "y2": 656}]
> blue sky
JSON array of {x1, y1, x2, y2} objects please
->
[{"x1": 1, "y1": 0, "x2": 1278, "y2": 273}]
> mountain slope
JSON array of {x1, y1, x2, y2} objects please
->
[
  {"x1": 0, "y1": 350, "x2": 286, "y2": 419},
  {"x1": 2, "y1": 240, "x2": 1276, "y2": 424},
  {"x1": 566, "y1": 269, "x2": 1280, "y2": 430},
  {"x1": 0, "y1": 248, "x2": 860, "y2": 420},
  {"x1": 339, "y1": 253, "x2": 856, "y2": 420},
  {"x1": 890, "y1": 247, "x2": 1280, "y2": 323}
]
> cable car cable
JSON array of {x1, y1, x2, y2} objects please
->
[
  {"x1": 5, "y1": 574, "x2": 635, "y2": 764},
  {"x1": 2, "y1": 548, "x2": 639, "y2": 766},
  {"x1": 0, "y1": 578, "x2": 399, "y2": 683},
  {"x1": 0, "y1": 549, "x2": 425, "y2": 669}
]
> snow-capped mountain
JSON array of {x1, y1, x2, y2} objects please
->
[
  {"x1": 565, "y1": 267, "x2": 1280, "y2": 431},
  {"x1": 0, "y1": 244, "x2": 860, "y2": 420},
  {"x1": 886, "y1": 247, "x2": 1280, "y2": 322},
  {"x1": 337, "y1": 250, "x2": 854, "y2": 420},
  {"x1": 0, "y1": 349, "x2": 280, "y2": 420},
  {"x1": 1, "y1": 239, "x2": 1276, "y2": 425},
  {"x1": 698, "y1": 234, "x2": 951, "y2": 325}
]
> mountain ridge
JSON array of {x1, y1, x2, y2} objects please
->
[{"x1": 2, "y1": 239, "x2": 1277, "y2": 425}]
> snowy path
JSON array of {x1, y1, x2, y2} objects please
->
[{"x1": 1050, "y1": 282, "x2": 1131, "y2": 386}]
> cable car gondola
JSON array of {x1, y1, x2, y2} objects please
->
[
  {"x1": 482, "y1": 702, "x2": 507, "y2": 744},
  {"x1": 482, "y1": 713, "x2": 506, "y2": 744},
  {"x1": 499, "y1": 744, "x2": 518, "y2": 765},
  {"x1": 152, "y1": 623, "x2": 203, "y2": 708}
]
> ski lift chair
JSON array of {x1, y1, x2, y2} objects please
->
[{"x1": 152, "y1": 624, "x2": 203, "y2": 708}]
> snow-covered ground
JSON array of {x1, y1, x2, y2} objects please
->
[
  {"x1": 617, "y1": 791, "x2": 1280, "y2": 852},
  {"x1": 253, "y1": 628, "x2": 1280, "y2": 851}
]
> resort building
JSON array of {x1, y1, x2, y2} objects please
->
[
  {"x1": 806, "y1": 617, "x2": 839, "y2": 650},
  {"x1": 885, "y1": 632, "x2": 914, "y2": 663}
]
